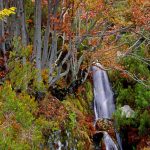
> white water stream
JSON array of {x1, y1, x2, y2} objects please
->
[{"x1": 92, "y1": 63, "x2": 122, "y2": 150}]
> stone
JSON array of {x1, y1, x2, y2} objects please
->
[
  {"x1": 95, "y1": 118, "x2": 113, "y2": 131},
  {"x1": 120, "y1": 105, "x2": 135, "y2": 118},
  {"x1": 95, "y1": 119, "x2": 116, "y2": 141},
  {"x1": 93, "y1": 131, "x2": 103, "y2": 147}
]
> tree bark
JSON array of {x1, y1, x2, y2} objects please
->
[
  {"x1": 19, "y1": 0, "x2": 28, "y2": 64},
  {"x1": 48, "y1": 0, "x2": 59, "y2": 84},
  {"x1": 0, "y1": 0, "x2": 8, "y2": 70},
  {"x1": 19, "y1": 0, "x2": 28, "y2": 47},
  {"x1": 34, "y1": 0, "x2": 42, "y2": 81},
  {"x1": 48, "y1": 31, "x2": 58, "y2": 84},
  {"x1": 11, "y1": 0, "x2": 21, "y2": 38},
  {"x1": 42, "y1": 0, "x2": 51, "y2": 69}
]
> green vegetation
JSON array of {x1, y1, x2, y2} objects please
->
[
  {"x1": 111, "y1": 43, "x2": 150, "y2": 134},
  {"x1": 0, "y1": 82, "x2": 43, "y2": 149}
]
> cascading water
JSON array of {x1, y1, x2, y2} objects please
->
[
  {"x1": 92, "y1": 63, "x2": 122, "y2": 150},
  {"x1": 103, "y1": 131, "x2": 118, "y2": 150},
  {"x1": 92, "y1": 63, "x2": 115, "y2": 120}
]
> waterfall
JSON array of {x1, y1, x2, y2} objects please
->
[
  {"x1": 103, "y1": 131, "x2": 118, "y2": 150},
  {"x1": 92, "y1": 63, "x2": 122, "y2": 150},
  {"x1": 92, "y1": 63, "x2": 115, "y2": 119}
]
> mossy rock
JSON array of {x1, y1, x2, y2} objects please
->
[{"x1": 95, "y1": 119, "x2": 117, "y2": 141}]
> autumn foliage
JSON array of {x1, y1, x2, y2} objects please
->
[{"x1": 0, "y1": 0, "x2": 149, "y2": 149}]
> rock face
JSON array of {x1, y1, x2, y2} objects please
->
[{"x1": 120, "y1": 105, "x2": 135, "y2": 118}]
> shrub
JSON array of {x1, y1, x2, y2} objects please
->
[{"x1": 0, "y1": 82, "x2": 43, "y2": 149}]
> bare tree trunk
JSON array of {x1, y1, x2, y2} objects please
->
[
  {"x1": 48, "y1": 0, "x2": 59, "y2": 84},
  {"x1": 19, "y1": 0, "x2": 28, "y2": 47},
  {"x1": 10, "y1": 0, "x2": 21, "y2": 38},
  {"x1": 34, "y1": 0, "x2": 42, "y2": 81},
  {"x1": 48, "y1": 31, "x2": 58, "y2": 84},
  {"x1": 70, "y1": 38, "x2": 84, "y2": 81},
  {"x1": 0, "y1": 0, "x2": 8, "y2": 70},
  {"x1": 42, "y1": 0, "x2": 51, "y2": 69},
  {"x1": 19, "y1": 0, "x2": 28, "y2": 64}
]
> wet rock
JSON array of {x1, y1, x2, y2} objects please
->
[
  {"x1": 93, "y1": 131, "x2": 104, "y2": 150},
  {"x1": 95, "y1": 119, "x2": 114, "y2": 132},
  {"x1": 120, "y1": 105, "x2": 135, "y2": 118},
  {"x1": 93, "y1": 131, "x2": 103, "y2": 144}
]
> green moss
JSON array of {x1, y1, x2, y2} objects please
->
[
  {"x1": 76, "y1": 100, "x2": 84, "y2": 112},
  {"x1": 82, "y1": 81, "x2": 93, "y2": 114},
  {"x1": 85, "y1": 81, "x2": 93, "y2": 102},
  {"x1": 63, "y1": 81, "x2": 93, "y2": 115}
]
